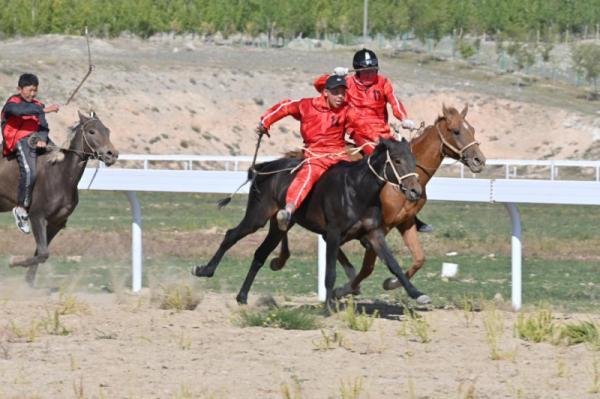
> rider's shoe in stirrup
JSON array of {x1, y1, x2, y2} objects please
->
[
  {"x1": 276, "y1": 209, "x2": 292, "y2": 231},
  {"x1": 417, "y1": 223, "x2": 433, "y2": 233},
  {"x1": 415, "y1": 217, "x2": 433, "y2": 233},
  {"x1": 12, "y1": 207, "x2": 31, "y2": 234}
]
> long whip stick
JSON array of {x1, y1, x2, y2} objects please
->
[{"x1": 65, "y1": 27, "x2": 95, "y2": 105}]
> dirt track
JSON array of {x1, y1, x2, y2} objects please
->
[{"x1": 0, "y1": 288, "x2": 598, "y2": 399}]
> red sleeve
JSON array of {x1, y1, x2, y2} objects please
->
[
  {"x1": 259, "y1": 99, "x2": 301, "y2": 130},
  {"x1": 383, "y1": 78, "x2": 408, "y2": 121},
  {"x1": 346, "y1": 107, "x2": 374, "y2": 137},
  {"x1": 313, "y1": 74, "x2": 329, "y2": 93}
]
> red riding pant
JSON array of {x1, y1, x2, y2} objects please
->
[{"x1": 286, "y1": 154, "x2": 349, "y2": 209}]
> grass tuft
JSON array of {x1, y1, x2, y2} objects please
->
[
  {"x1": 338, "y1": 297, "x2": 378, "y2": 332},
  {"x1": 312, "y1": 329, "x2": 350, "y2": 351},
  {"x1": 235, "y1": 306, "x2": 321, "y2": 330},
  {"x1": 557, "y1": 320, "x2": 600, "y2": 350},
  {"x1": 514, "y1": 307, "x2": 555, "y2": 343},
  {"x1": 155, "y1": 283, "x2": 202, "y2": 311},
  {"x1": 339, "y1": 376, "x2": 365, "y2": 399}
]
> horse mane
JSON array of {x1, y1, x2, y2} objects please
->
[{"x1": 46, "y1": 122, "x2": 81, "y2": 164}]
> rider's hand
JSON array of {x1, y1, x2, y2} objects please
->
[
  {"x1": 44, "y1": 104, "x2": 60, "y2": 113},
  {"x1": 36, "y1": 141, "x2": 47, "y2": 149},
  {"x1": 333, "y1": 67, "x2": 349, "y2": 77},
  {"x1": 401, "y1": 119, "x2": 416, "y2": 130},
  {"x1": 256, "y1": 123, "x2": 270, "y2": 138}
]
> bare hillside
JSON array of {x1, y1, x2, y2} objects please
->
[{"x1": 0, "y1": 35, "x2": 598, "y2": 159}]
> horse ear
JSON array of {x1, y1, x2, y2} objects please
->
[
  {"x1": 461, "y1": 103, "x2": 468, "y2": 118},
  {"x1": 442, "y1": 103, "x2": 449, "y2": 119},
  {"x1": 78, "y1": 110, "x2": 89, "y2": 123}
]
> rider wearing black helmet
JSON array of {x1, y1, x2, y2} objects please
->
[{"x1": 313, "y1": 48, "x2": 433, "y2": 233}]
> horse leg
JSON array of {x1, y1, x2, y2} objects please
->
[
  {"x1": 10, "y1": 215, "x2": 49, "y2": 271},
  {"x1": 365, "y1": 229, "x2": 430, "y2": 305},
  {"x1": 332, "y1": 248, "x2": 370, "y2": 299},
  {"x1": 19, "y1": 220, "x2": 64, "y2": 286},
  {"x1": 236, "y1": 219, "x2": 288, "y2": 304},
  {"x1": 324, "y1": 230, "x2": 341, "y2": 310},
  {"x1": 192, "y1": 206, "x2": 273, "y2": 277},
  {"x1": 269, "y1": 232, "x2": 289, "y2": 271},
  {"x1": 383, "y1": 224, "x2": 426, "y2": 290}
]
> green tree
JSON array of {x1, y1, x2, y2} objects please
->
[{"x1": 572, "y1": 43, "x2": 600, "y2": 98}]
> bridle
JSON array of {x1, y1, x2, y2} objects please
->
[
  {"x1": 435, "y1": 122, "x2": 479, "y2": 162},
  {"x1": 367, "y1": 149, "x2": 419, "y2": 192}
]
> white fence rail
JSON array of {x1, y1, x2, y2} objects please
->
[
  {"x1": 79, "y1": 156, "x2": 600, "y2": 310},
  {"x1": 113, "y1": 154, "x2": 600, "y2": 181}
]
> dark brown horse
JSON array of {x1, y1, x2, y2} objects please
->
[
  {"x1": 271, "y1": 104, "x2": 486, "y2": 297},
  {"x1": 0, "y1": 111, "x2": 118, "y2": 285},
  {"x1": 193, "y1": 138, "x2": 428, "y2": 307}
]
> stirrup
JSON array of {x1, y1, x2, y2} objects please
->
[
  {"x1": 12, "y1": 207, "x2": 31, "y2": 235},
  {"x1": 276, "y1": 210, "x2": 291, "y2": 231}
]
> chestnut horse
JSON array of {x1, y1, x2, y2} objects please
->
[{"x1": 271, "y1": 104, "x2": 486, "y2": 297}]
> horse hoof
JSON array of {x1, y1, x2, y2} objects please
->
[
  {"x1": 269, "y1": 258, "x2": 283, "y2": 271},
  {"x1": 191, "y1": 265, "x2": 213, "y2": 278},
  {"x1": 416, "y1": 295, "x2": 431, "y2": 305},
  {"x1": 235, "y1": 294, "x2": 248, "y2": 305},
  {"x1": 9, "y1": 256, "x2": 27, "y2": 268},
  {"x1": 333, "y1": 287, "x2": 347, "y2": 299},
  {"x1": 382, "y1": 277, "x2": 400, "y2": 291}
]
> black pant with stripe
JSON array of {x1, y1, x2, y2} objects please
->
[{"x1": 15, "y1": 136, "x2": 38, "y2": 209}]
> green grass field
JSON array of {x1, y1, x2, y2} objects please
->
[{"x1": 0, "y1": 191, "x2": 598, "y2": 311}]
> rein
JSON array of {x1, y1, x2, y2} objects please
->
[
  {"x1": 367, "y1": 149, "x2": 418, "y2": 192},
  {"x1": 435, "y1": 124, "x2": 479, "y2": 161}
]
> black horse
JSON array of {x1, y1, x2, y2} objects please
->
[
  {"x1": 192, "y1": 138, "x2": 431, "y2": 307},
  {"x1": 0, "y1": 111, "x2": 119, "y2": 285}
]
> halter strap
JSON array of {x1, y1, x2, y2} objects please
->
[
  {"x1": 435, "y1": 124, "x2": 479, "y2": 160},
  {"x1": 367, "y1": 149, "x2": 418, "y2": 191},
  {"x1": 48, "y1": 119, "x2": 100, "y2": 161}
]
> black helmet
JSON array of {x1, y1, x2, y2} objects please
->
[{"x1": 352, "y1": 49, "x2": 378, "y2": 70}]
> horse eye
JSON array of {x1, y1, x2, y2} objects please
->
[
  {"x1": 88, "y1": 129, "x2": 96, "y2": 135},
  {"x1": 452, "y1": 128, "x2": 460, "y2": 135}
]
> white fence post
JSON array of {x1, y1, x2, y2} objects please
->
[
  {"x1": 505, "y1": 203, "x2": 522, "y2": 310},
  {"x1": 126, "y1": 191, "x2": 143, "y2": 292},
  {"x1": 317, "y1": 236, "x2": 326, "y2": 301}
]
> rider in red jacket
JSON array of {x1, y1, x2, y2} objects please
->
[
  {"x1": 1, "y1": 73, "x2": 60, "y2": 234},
  {"x1": 314, "y1": 49, "x2": 432, "y2": 233},
  {"x1": 258, "y1": 75, "x2": 367, "y2": 231},
  {"x1": 313, "y1": 49, "x2": 416, "y2": 154}
]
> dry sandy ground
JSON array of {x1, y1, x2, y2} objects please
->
[
  {"x1": 0, "y1": 286, "x2": 598, "y2": 399},
  {"x1": 0, "y1": 35, "x2": 598, "y2": 160}
]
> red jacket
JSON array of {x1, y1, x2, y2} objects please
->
[
  {"x1": 1, "y1": 95, "x2": 47, "y2": 156},
  {"x1": 260, "y1": 94, "x2": 365, "y2": 154},
  {"x1": 314, "y1": 74, "x2": 408, "y2": 125}
]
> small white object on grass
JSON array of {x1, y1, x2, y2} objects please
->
[{"x1": 441, "y1": 262, "x2": 459, "y2": 278}]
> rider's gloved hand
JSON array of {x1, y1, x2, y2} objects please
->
[
  {"x1": 333, "y1": 67, "x2": 349, "y2": 77},
  {"x1": 256, "y1": 123, "x2": 270, "y2": 138},
  {"x1": 401, "y1": 119, "x2": 416, "y2": 130}
]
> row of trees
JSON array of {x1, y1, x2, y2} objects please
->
[{"x1": 0, "y1": 0, "x2": 598, "y2": 40}]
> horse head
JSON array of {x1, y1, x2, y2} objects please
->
[
  {"x1": 438, "y1": 104, "x2": 486, "y2": 173},
  {"x1": 372, "y1": 138, "x2": 422, "y2": 202},
  {"x1": 76, "y1": 111, "x2": 119, "y2": 166}
]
